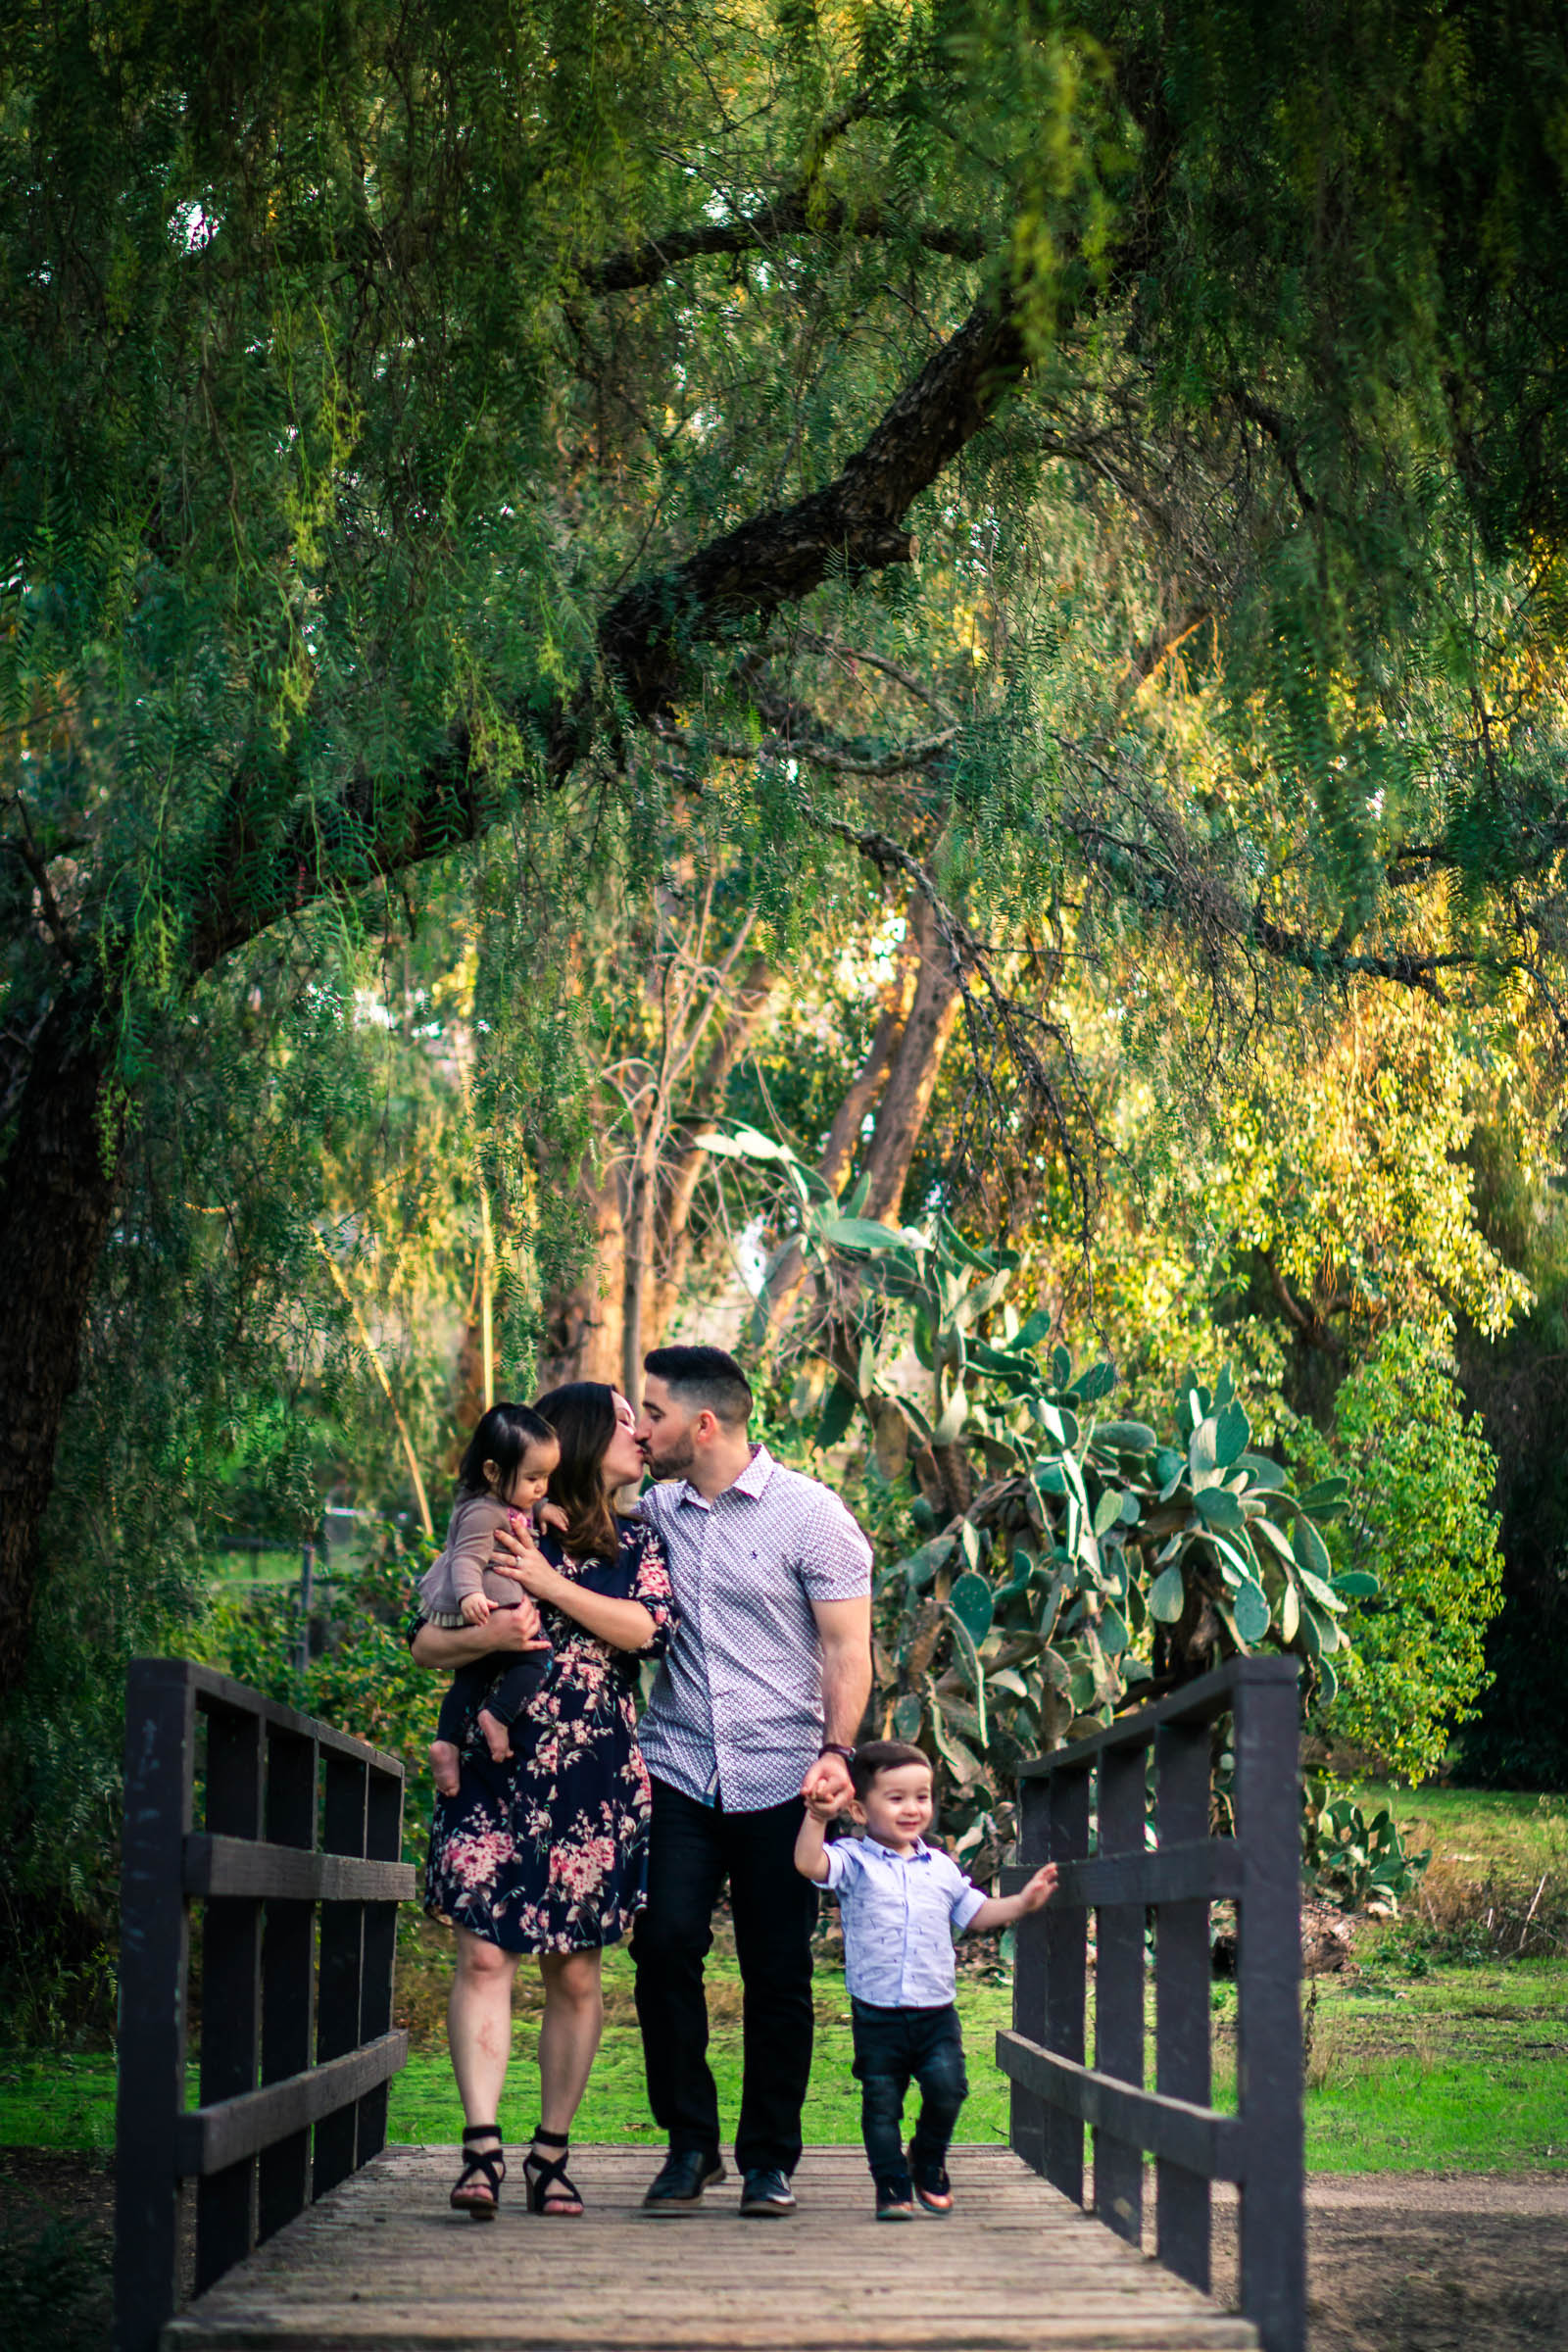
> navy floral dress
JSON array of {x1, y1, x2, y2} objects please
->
[{"x1": 423, "y1": 1515, "x2": 675, "y2": 1953}]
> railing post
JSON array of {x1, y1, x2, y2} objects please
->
[
  {"x1": 115, "y1": 1663, "x2": 196, "y2": 2352},
  {"x1": 315, "y1": 1750, "x2": 368, "y2": 2193},
  {"x1": 357, "y1": 1764, "x2": 405, "y2": 2162},
  {"x1": 195, "y1": 1702, "x2": 264, "y2": 2292},
  {"x1": 1094, "y1": 1742, "x2": 1147, "y2": 2245},
  {"x1": 258, "y1": 1726, "x2": 318, "y2": 2242},
  {"x1": 1009, "y1": 1775, "x2": 1051, "y2": 2177},
  {"x1": 1235, "y1": 1663, "x2": 1305, "y2": 2352},
  {"x1": 1043, "y1": 1760, "x2": 1091, "y2": 2202},
  {"x1": 1153, "y1": 1717, "x2": 1212, "y2": 2291}
]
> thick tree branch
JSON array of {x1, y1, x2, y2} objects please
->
[{"x1": 583, "y1": 193, "x2": 988, "y2": 294}]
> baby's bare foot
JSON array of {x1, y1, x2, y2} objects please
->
[
  {"x1": 477, "y1": 1707, "x2": 513, "y2": 1764},
  {"x1": 430, "y1": 1740, "x2": 461, "y2": 1797}
]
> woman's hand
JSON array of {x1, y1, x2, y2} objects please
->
[{"x1": 489, "y1": 1521, "x2": 564, "y2": 1601}]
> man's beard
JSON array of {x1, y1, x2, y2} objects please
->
[{"x1": 646, "y1": 1430, "x2": 697, "y2": 1479}]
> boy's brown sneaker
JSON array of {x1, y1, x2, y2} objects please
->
[
  {"x1": 875, "y1": 2173, "x2": 915, "y2": 2221},
  {"x1": 908, "y1": 2149, "x2": 954, "y2": 2214}
]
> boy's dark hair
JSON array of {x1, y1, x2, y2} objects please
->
[
  {"x1": 643, "y1": 1343, "x2": 754, "y2": 1427},
  {"x1": 851, "y1": 1740, "x2": 932, "y2": 1799},
  {"x1": 458, "y1": 1400, "x2": 557, "y2": 1496}
]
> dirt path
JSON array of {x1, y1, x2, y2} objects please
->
[{"x1": 1210, "y1": 2174, "x2": 1568, "y2": 2351}]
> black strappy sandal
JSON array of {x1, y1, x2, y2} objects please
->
[
  {"x1": 523, "y1": 2125, "x2": 583, "y2": 2216},
  {"x1": 450, "y1": 2122, "x2": 506, "y2": 2221}
]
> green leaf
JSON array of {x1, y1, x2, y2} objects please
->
[
  {"x1": 949, "y1": 1570, "x2": 995, "y2": 1645},
  {"x1": 1297, "y1": 1564, "x2": 1348, "y2": 1614},
  {"x1": 1148, "y1": 1564, "x2": 1187, "y2": 1622},
  {"x1": 932, "y1": 1382, "x2": 969, "y2": 1445},
  {"x1": 816, "y1": 1213, "x2": 921, "y2": 1252},
  {"x1": 1232, "y1": 1580, "x2": 1271, "y2": 1644},
  {"x1": 1293, "y1": 1517, "x2": 1335, "y2": 1583},
  {"x1": 1214, "y1": 1399, "x2": 1251, "y2": 1466},
  {"x1": 1189, "y1": 1416, "x2": 1218, "y2": 1482},
  {"x1": 1076, "y1": 1360, "x2": 1116, "y2": 1403},
  {"x1": 1236, "y1": 1452, "x2": 1288, "y2": 1492},
  {"x1": 1014, "y1": 1307, "x2": 1054, "y2": 1350},
  {"x1": 1331, "y1": 1569, "x2": 1381, "y2": 1598},
  {"x1": 1094, "y1": 1420, "x2": 1157, "y2": 1455},
  {"x1": 892, "y1": 1691, "x2": 923, "y2": 1741},
  {"x1": 926, "y1": 1689, "x2": 987, "y2": 1788},
  {"x1": 1099, "y1": 1604, "x2": 1129, "y2": 1655},
  {"x1": 1280, "y1": 1581, "x2": 1299, "y2": 1644},
  {"x1": 987, "y1": 1667, "x2": 1029, "y2": 1700},
  {"x1": 1092, "y1": 1485, "x2": 1124, "y2": 1539},
  {"x1": 1298, "y1": 1476, "x2": 1350, "y2": 1518},
  {"x1": 1195, "y1": 1485, "x2": 1245, "y2": 1533},
  {"x1": 959, "y1": 1519, "x2": 982, "y2": 1572},
  {"x1": 815, "y1": 1383, "x2": 856, "y2": 1450}
]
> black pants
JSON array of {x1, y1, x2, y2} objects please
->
[
  {"x1": 851, "y1": 1998, "x2": 968, "y2": 2187},
  {"x1": 631, "y1": 1777, "x2": 817, "y2": 2177},
  {"x1": 433, "y1": 1624, "x2": 550, "y2": 1747}
]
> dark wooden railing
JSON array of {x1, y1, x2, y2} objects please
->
[
  {"x1": 997, "y1": 1653, "x2": 1304, "y2": 2352},
  {"x1": 115, "y1": 1660, "x2": 416, "y2": 2352}
]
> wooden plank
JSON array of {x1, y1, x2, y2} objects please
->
[
  {"x1": 1015, "y1": 1656, "x2": 1298, "y2": 1778},
  {"x1": 258, "y1": 1730, "x2": 317, "y2": 2245},
  {"x1": 161, "y1": 2146, "x2": 1259, "y2": 2352},
  {"x1": 999, "y1": 1838, "x2": 1243, "y2": 1908},
  {"x1": 116, "y1": 1660, "x2": 196, "y2": 2352},
  {"x1": 996, "y1": 2034, "x2": 1242, "y2": 2180},
  {"x1": 314, "y1": 1753, "x2": 368, "y2": 2195},
  {"x1": 180, "y1": 1661, "x2": 405, "y2": 1776},
  {"x1": 183, "y1": 1837, "x2": 415, "y2": 1904},
  {"x1": 196, "y1": 1704, "x2": 265, "y2": 2292},
  {"x1": 1043, "y1": 1763, "x2": 1091, "y2": 2202},
  {"x1": 174, "y1": 2034, "x2": 409, "y2": 2176},
  {"x1": 1233, "y1": 1666, "x2": 1305, "y2": 2352},
  {"x1": 1093, "y1": 1741, "x2": 1147, "y2": 2247},
  {"x1": 1008, "y1": 1775, "x2": 1050, "y2": 2178},
  {"x1": 1154, "y1": 1719, "x2": 1213, "y2": 2293}
]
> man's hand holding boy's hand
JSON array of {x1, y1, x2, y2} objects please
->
[{"x1": 804, "y1": 1784, "x2": 842, "y2": 1824}]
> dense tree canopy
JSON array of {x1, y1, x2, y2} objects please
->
[{"x1": 3, "y1": 0, "x2": 1567, "y2": 1926}]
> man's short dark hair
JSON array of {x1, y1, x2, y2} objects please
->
[
  {"x1": 851, "y1": 1740, "x2": 932, "y2": 1799},
  {"x1": 643, "y1": 1344, "x2": 754, "y2": 1428}
]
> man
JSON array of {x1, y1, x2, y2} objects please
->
[{"x1": 631, "y1": 1344, "x2": 873, "y2": 2219}]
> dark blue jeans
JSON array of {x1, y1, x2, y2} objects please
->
[{"x1": 850, "y1": 1998, "x2": 968, "y2": 2188}]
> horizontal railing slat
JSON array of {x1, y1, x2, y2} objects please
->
[
  {"x1": 1000, "y1": 1838, "x2": 1244, "y2": 1907},
  {"x1": 173, "y1": 2032, "x2": 410, "y2": 2176},
  {"x1": 183, "y1": 1835, "x2": 416, "y2": 1903},
  {"x1": 996, "y1": 2031, "x2": 1246, "y2": 2180},
  {"x1": 1014, "y1": 1654, "x2": 1298, "y2": 1778},
  {"x1": 178, "y1": 1661, "x2": 405, "y2": 1775}
]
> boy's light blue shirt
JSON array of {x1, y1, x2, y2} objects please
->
[{"x1": 822, "y1": 1833, "x2": 988, "y2": 2007}]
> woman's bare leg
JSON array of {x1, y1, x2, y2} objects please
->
[
  {"x1": 530, "y1": 1947, "x2": 605, "y2": 2211},
  {"x1": 448, "y1": 1928, "x2": 519, "y2": 2126}
]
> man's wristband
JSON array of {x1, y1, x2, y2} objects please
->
[{"x1": 818, "y1": 1742, "x2": 856, "y2": 1764}]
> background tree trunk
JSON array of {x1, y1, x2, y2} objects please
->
[{"x1": 0, "y1": 1001, "x2": 122, "y2": 1694}]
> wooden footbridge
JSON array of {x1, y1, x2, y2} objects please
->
[{"x1": 115, "y1": 1658, "x2": 1304, "y2": 2352}]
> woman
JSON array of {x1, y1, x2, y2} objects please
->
[{"x1": 413, "y1": 1383, "x2": 674, "y2": 2219}]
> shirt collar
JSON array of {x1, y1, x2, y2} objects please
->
[
  {"x1": 673, "y1": 1442, "x2": 776, "y2": 1512},
  {"x1": 862, "y1": 1835, "x2": 932, "y2": 1864}
]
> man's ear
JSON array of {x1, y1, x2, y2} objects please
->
[{"x1": 694, "y1": 1407, "x2": 718, "y2": 1445}]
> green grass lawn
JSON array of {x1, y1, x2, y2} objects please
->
[{"x1": 6, "y1": 1946, "x2": 1564, "y2": 2173}]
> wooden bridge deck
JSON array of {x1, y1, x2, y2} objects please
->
[{"x1": 161, "y1": 2144, "x2": 1258, "y2": 2352}]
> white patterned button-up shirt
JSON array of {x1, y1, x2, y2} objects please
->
[
  {"x1": 823, "y1": 1836, "x2": 988, "y2": 2007},
  {"x1": 636, "y1": 1445, "x2": 873, "y2": 1813}
]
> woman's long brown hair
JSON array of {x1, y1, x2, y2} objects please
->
[{"x1": 533, "y1": 1382, "x2": 620, "y2": 1561}]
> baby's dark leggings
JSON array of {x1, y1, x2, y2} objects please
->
[{"x1": 434, "y1": 1617, "x2": 551, "y2": 1748}]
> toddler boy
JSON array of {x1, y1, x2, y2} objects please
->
[{"x1": 795, "y1": 1738, "x2": 1058, "y2": 2220}]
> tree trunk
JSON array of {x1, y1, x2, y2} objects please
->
[
  {"x1": 537, "y1": 1174, "x2": 626, "y2": 1391},
  {"x1": 0, "y1": 998, "x2": 122, "y2": 1695},
  {"x1": 859, "y1": 890, "x2": 961, "y2": 1221}
]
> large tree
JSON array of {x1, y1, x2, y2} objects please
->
[{"x1": 5, "y1": 0, "x2": 1568, "y2": 1690}]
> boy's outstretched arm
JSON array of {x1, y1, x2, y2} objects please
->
[
  {"x1": 963, "y1": 1862, "x2": 1060, "y2": 1935},
  {"x1": 794, "y1": 1795, "x2": 836, "y2": 1884}
]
